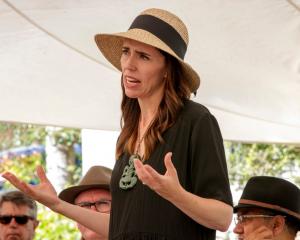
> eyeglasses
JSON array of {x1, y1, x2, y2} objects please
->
[
  {"x1": 76, "y1": 200, "x2": 111, "y2": 213},
  {"x1": 234, "y1": 214, "x2": 276, "y2": 225},
  {"x1": 0, "y1": 215, "x2": 34, "y2": 225}
]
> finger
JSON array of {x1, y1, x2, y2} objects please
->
[
  {"x1": 140, "y1": 165, "x2": 164, "y2": 188},
  {"x1": 257, "y1": 228, "x2": 273, "y2": 238},
  {"x1": 36, "y1": 165, "x2": 49, "y2": 183},
  {"x1": 2, "y1": 172, "x2": 33, "y2": 195},
  {"x1": 164, "y1": 152, "x2": 176, "y2": 173},
  {"x1": 133, "y1": 158, "x2": 143, "y2": 170},
  {"x1": 133, "y1": 159, "x2": 148, "y2": 182},
  {"x1": 133, "y1": 158, "x2": 144, "y2": 178},
  {"x1": 2, "y1": 172, "x2": 21, "y2": 186},
  {"x1": 133, "y1": 159, "x2": 149, "y2": 184},
  {"x1": 143, "y1": 165, "x2": 162, "y2": 182},
  {"x1": 134, "y1": 160, "x2": 159, "y2": 185},
  {"x1": 246, "y1": 226, "x2": 273, "y2": 239}
]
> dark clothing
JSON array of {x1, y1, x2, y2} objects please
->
[{"x1": 109, "y1": 100, "x2": 233, "y2": 240}]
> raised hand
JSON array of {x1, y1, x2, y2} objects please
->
[
  {"x1": 243, "y1": 226, "x2": 274, "y2": 240},
  {"x1": 134, "y1": 152, "x2": 183, "y2": 202},
  {"x1": 2, "y1": 165, "x2": 60, "y2": 210}
]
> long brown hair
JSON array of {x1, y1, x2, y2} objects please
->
[{"x1": 116, "y1": 52, "x2": 191, "y2": 160}]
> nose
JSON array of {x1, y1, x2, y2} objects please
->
[
  {"x1": 233, "y1": 222, "x2": 243, "y2": 234},
  {"x1": 90, "y1": 205, "x2": 98, "y2": 212},
  {"x1": 8, "y1": 218, "x2": 18, "y2": 228},
  {"x1": 121, "y1": 54, "x2": 137, "y2": 72}
]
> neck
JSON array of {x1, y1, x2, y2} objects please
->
[
  {"x1": 135, "y1": 101, "x2": 157, "y2": 158},
  {"x1": 138, "y1": 86, "x2": 164, "y2": 127},
  {"x1": 137, "y1": 109, "x2": 156, "y2": 144},
  {"x1": 138, "y1": 100, "x2": 160, "y2": 128},
  {"x1": 135, "y1": 91, "x2": 163, "y2": 158},
  {"x1": 139, "y1": 111, "x2": 156, "y2": 128}
]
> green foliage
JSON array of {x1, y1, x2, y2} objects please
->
[
  {"x1": 64, "y1": 163, "x2": 82, "y2": 187},
  {"x1": 52, "y1": 128, "x2": 81, "y2": 147},
  {"x1": 36, "y1": 205, "x2": 80, "y2": 240},
  {"x1": 45, "y1": 127, "x2": 82, "y2": 186},
  {"x1": 2, "y1": 122, "x2": 300, "y2": 239},
  {"x1": 226, "y1": 142, "x2": 300, "y2": 191},
  {"x1": 0, "y1": 122, "x2": 82, "y2": 239},
  {"x1": 1, "y1": 154, "x2": 82, "y2": 239},
  {"x1": 0, "y1": 154, "x2": 42, "y2": 187},
  {"x1": 0, "y1": 122, "x2": 46, "y2": 150}
]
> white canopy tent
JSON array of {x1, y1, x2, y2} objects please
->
[{"x1": 1, "y1": 0, "x2": 300, "y2": 144}]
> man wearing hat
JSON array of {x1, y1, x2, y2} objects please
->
[
  {"x1": 233, "y1": 176, "x2": 300, "y2": 240},
  {"x1": 58, "y1": 166, "x2": 112, "y2": 240}
]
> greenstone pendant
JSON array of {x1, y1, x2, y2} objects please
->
[{"x1": 119, "y1": 154, "x2": 141, "y2": 190}]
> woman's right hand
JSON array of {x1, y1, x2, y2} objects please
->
[{"x1": 2, "y1": 165, "x2": 61, "y2": 211}]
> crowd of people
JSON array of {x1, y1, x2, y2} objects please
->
[
  {"x1": 1, "y1": 169, "x2": 299, "y2": 240},
  {"x1": 0, "y1": 7, "x2": 299, "y2": 240}
]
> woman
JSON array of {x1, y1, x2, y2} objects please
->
[{"x1": 3, "y1": 8, "x2": 233, "y2": 240}]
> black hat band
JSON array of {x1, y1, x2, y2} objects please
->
[{"x1": 129, "y1": 14, "x2": 187, "y2": 59}]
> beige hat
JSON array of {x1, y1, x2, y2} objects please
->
[
  {"x1": 58, "y1": 166, "x2": 112, "y2": 204},
  {"x1": 95, "y1": 8, "x2": 200, "y2": 93}
]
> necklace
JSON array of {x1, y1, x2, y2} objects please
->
[{"x1": 119, "y1": 120, "x2": 149, "y2": 190}]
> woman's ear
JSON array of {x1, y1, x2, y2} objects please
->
[{"x1": 272, "y1": 216, "x2": 286, "y2": 236}]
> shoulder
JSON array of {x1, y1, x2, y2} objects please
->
[{"x1": 180, "y1": 99, "x2": 212, "y2": 122}]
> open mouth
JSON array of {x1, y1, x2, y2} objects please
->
[{"x1": 125, "y1": 76, "x2": 140, "y2": 83}]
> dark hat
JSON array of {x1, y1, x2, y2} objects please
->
[
  {"x1": 234, "y1": 176, "x2": 300, "y2": 225},
  {"x1": 58, "y1": 166, "x2": 112, "y2": 204},
  {"x1": 95, "y1": 8, "x2": 200, "y2": 93}
]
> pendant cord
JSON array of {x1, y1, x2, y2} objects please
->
[
  {"x1": 135, "y1": 117, "x2": 155, "y2": 158},
  {"x1": 135, "y1": 127, "x2": 146, "y2": 157}
]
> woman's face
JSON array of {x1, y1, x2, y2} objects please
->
[{"x1": 120, "y1": 39, "x2": 167, "y2": 100}]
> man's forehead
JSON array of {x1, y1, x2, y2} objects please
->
[
  {"x1": 237, "y1": 207, "x2": 268, "y2": 215},
  {"x1": 74, "y1": 188, "x2": 111, "y2": 203},
  {"x1": 0, "y1": 201, "x2": 30, "y2": 214}
]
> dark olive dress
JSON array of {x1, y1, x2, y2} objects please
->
[{"x1": 109, "y1": 100, "x2": 233, "y2": 240}]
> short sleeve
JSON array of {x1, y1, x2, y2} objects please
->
[{"x1": 190, "y1": 112, "x2": 233, "y2": 206}]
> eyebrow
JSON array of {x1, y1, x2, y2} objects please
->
[
  {"x1": 122, "y1": 46, "x2": 151, "y2": 57},
  {"x1": 75, "y1": 198, "x2": 111, "y2": 203},
  {"x1": 135, "y1": 50, "x2": 151, "y2": 57}
]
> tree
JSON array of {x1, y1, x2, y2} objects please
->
[
  {"x1": 0, "y1": 121, "x2": 81, "y2": 239},
  {"x1": 2, "y1": 122, "x2": 300, "y2": 239},
  {"x1": 226, "y1": 142, "x2": 300, "y2": 191}
]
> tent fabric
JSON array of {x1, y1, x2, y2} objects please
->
[{"x1": 0, "y1": 0, "x2": 300, "y2": 144}]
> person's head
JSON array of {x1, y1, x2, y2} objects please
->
[
  {"x1": 58, "y1": 166, "x2": 112, "y2": 240},
  {"x1": 94, "y1": 8, "x2": 201, "y2": 160},
  {"x1": 0, "y1": 190, "x2": 39, "y2": 240},
  {"x1": 233, "y1": 176, "x2": 300, "y2": 240}
]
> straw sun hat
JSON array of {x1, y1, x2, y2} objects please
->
[{"x1": 95, "y1": 8, "x2": 200, "y2": 93}]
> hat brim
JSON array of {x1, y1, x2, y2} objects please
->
[
  {"x1": 95, "y1": 29, "x2": 200, "y2": 93},
  {"x1": 58, "y1": 184, "x2": 110, "y2": 204},
  {"x1": 234, "y1": 201, "x2": 300, "y2": 227},
  {"x1": 234, "y1": 203, "x2": 262, "y2": 213}
]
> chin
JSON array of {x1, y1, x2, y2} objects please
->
[
  {"x1": 125, "y1": 91, "x2": 139, "y2": 99},
  {"x1": 83, "y1": 233, "x2": 103, "y2": 240}
]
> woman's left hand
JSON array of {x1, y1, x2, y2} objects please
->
[
  {"x1": 134, "y1": 152, "x2": 183, "y2": 201},
  {"x1": 135, "y1": 152, "x2": 233, "y2": 231}
]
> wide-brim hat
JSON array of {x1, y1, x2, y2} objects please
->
[
  {"x1": 95, "y1": 8, "x2": 200, "y2": 93},
  {"x1": 234, "y1": 176, "x2": 300, "y2": 226},
  {"x1": 58, "y1": 166, "x2": 112, "y2": 204}
]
